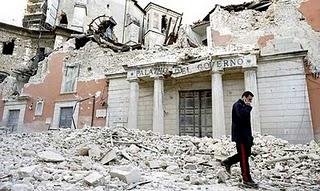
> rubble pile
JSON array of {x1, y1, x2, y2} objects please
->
[
  {"x1": 210, "y1": 0, "x2": 320, "y2": 74},
  {"x1": 0, "y1": 127, "x2": 319, "y2": 191}
]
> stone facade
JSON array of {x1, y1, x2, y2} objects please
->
[
  {"x1": 57, "y1": 0, "x2": 145, "y2": 44},
  {"x1": 0, "y1": 23, "x2": 54, "y2": 76},
  {"x1": 144, "y1": 3, "x2": 183, "y2": 48},
  {"x1": 105, "y1": 47, "x2": 313, "y2": 144}
]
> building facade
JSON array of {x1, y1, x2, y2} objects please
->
[
  {"x1": 105, "y1": 0, "x2": 320, "y2": 144},
  {"x1": 0, "y1": 42, "x2": 108, "y2": 132},
  {"x1": 0, "y1": 1, "x2": 182, "y2": 132},
  {"x1": 105, "y1": 46, "x2": 313, "y2": 144},
  {"x1": 144, "y1": 3, "x2": 182, "y2": 48}
]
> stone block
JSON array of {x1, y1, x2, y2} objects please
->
[
  {"x1": 84, "y1": 171, "x2": 104, "y2": 186},
  {"x1": 101, "y1": 149, "x2": 117, "y2": 165},
  {"x1": 18, "y1": 165, "x2": 38, "y2": 178},
  {"x1": 88, "y1": 145, "x2": 103, "y2": 160},
  {"x1": 38, "y1": 151, "x2": 65, "y2": 162},
  {"x1": 110, "y1": 166, "x2": 141, "y2": 184},
  {"x1": 147, "y1": 160, "x2": 161, "y2": 169},
  {"x1": 79, "y1": 147, "x2": 89, "y2": 156}
]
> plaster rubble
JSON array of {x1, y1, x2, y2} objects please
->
[
  {"x1": 0, "y1": 127, "x2": 319, "y2": 190},
  {"x1": 209, "y1": 0, "x2": 320, "y2": 73}
]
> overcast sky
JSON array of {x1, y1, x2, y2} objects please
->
[
  {"x1": 0, "y1": 0, "x2": 249, "y2": 26},
  {"x1": 137, "y1": 0, "x2": 249, "y2": 24}
]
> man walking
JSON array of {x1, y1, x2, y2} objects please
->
[{"x1": 221, "y1": 91, "x2": 258, "y2": 188}]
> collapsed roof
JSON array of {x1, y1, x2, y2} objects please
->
[{"x1": 203, "y1": 0, "x2": 273, "y2": 21}]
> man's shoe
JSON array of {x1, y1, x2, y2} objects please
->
[
  {"x1": 243, "y1": 180, "x2": 259, "y2": 189},
  {"x1": 220, "y1": 161, "x2": 231, "y2": 174}
]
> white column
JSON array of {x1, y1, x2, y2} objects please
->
[
  {"x1": 244, "y1": 67, "x2": 261, "y2": 133},
  {"x1": 127, "y1": 79, "x2": 139, "y2": 129},
  {"x1": 211, "y1": 70, "x2": 226, "y2": 138},
  {"x1": 153, "y1": 76, "x2": 164, "y2": 135}
]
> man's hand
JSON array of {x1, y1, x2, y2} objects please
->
[
  {"x1": 243, "y1": 98, "x2": 251, "y2": 106},
  {"x1": 245, "y1": 101, "x2": 251, "y2": 106}
]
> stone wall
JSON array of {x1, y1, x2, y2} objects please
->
[
  {"x1": 257, "y1": 56, "x2": 313, "y2": 144},
  {"x1": 0, "y1": 29, "x2": 35, "y2": 74},
  {"x1": 106, "y1": 77, "x2": 129, "y2": 128}
]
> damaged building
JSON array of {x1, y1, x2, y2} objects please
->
[
  {"x1": 0, "y1": 1, "x2": 183, "y2": 132},
  {"x1": 0, "y1": 0, "x2": 320, "y2": 145},
  {"x1": 105, "y1": 0, "x2": 320, "y2": 144}
]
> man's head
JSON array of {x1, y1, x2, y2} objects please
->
[{"x1": 242, "y1": 91, "x2": 254, "y2": 103}]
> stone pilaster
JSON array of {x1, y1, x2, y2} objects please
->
[
  {"x1": 152, "y1": 75, "x2": 165, "y2": 135},
  {"x1": 244, "y1": 67, "x2": 261, "y2": 133},
  {"x1": 127, "y1": 79, "x2": 139, "y2": 129},
  {"x1": 211, "y1": 69, "x2": 226, "y2": 138}
]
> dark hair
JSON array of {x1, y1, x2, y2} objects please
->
[{"x1": 242, "y1": 91, "x2": 254, "y2": 98}]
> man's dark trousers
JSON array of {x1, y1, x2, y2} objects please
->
[{"x1": 223, "y1": 142, "x2": 252, "y2": 182}]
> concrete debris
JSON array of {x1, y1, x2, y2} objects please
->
[
  {"x1": 88, "y1": 145, "x2": 103, "y2": 161},
  {"x1": 0, "y1": 128, "x2": 319, "y2": 190},
  {"x1": 11, "y1": 184, "x2": 33, "y2": 191},
  {"x1": 0, "y1": 182, "x2": 12, "y2": 191},
  {"x1": 100, "y1": 149, "x2": 117, "y2": 165}
]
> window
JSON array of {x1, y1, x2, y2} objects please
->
[
  {"x1": 2, "y1": 40, "x2": 15, "y2": 55},
  {"x1": 71, "y1": 6, "x2": 87, "y2": 31},
  {"x1": 7, "y1": 110, "x2": 20, "y2": 132},
  {"x1": 35, "y1": 100, "x2": 44, "y2": 116},
  {"x1": 36, "y1": 47, "x2": 45, "y2": 61},
  {"x1": 147, "y1": 13, "x2": 150, "y2": 29},
  {"x1": 152, "y1": 12, "x2": 160, "y2": 30},
  {"x1": 161, "y1": 15, "x2": 167, "y2": 33},
  {"x1": 60, "y1": 12, "x2": 68, "y2": 26},
  {"x1": 52, "y1": 101, "x2": 78, "y2": 129},
  {"x1": 59, "y1": 107, "x2": 74, "y2": 128},
  {"x1": 61, "y1": 64, "x2": 79, "y2": 93}
]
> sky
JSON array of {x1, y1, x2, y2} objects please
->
[
  {"x1": 137, "y1": 0, "x2": 249, "y2": 24},
  {"x1": 0, "y1": 0, "x2": 249, "y2": 26},
  {"x1": 0, "y1": 0, "x2": 27, "y2": 26}
]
